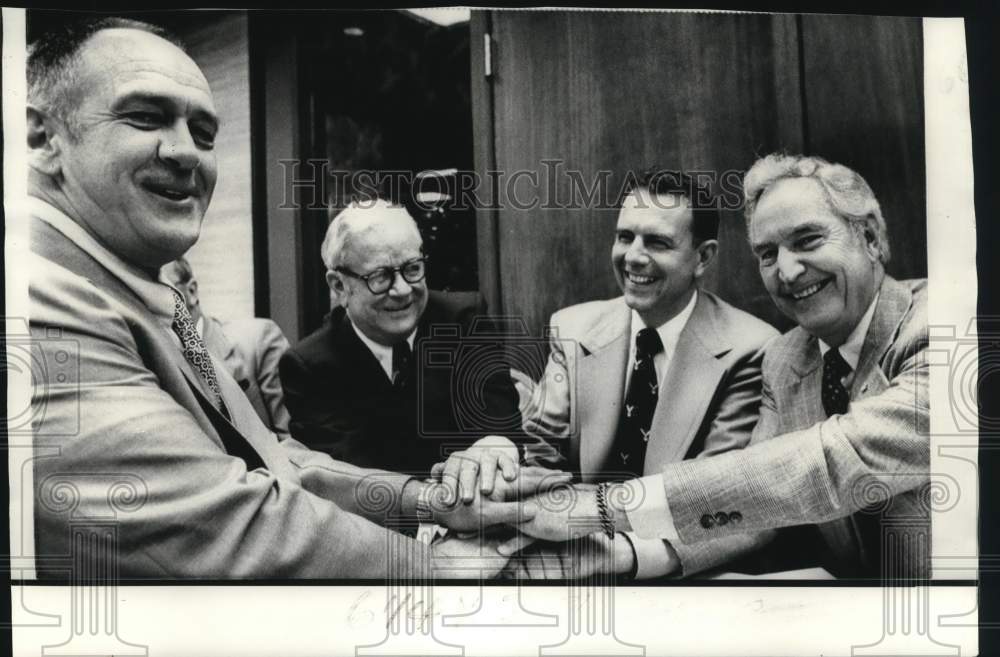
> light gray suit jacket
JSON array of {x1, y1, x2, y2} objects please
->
[
  {"x1": 203, "y1": 315, "x2": 291, "y2": 435},
  {"x1": 657, "y1": 276, "x2": 930, "y2": 578},
  {"x1": 523, "y1": 290, "x2": 779, "y2": 576},
  {"x1": 29, "y1": 216, "x2": 428, "y2": 579}
]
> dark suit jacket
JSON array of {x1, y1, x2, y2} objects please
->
[{"x1": 280, "y1": 292, "x2": 523, "y2": 474}]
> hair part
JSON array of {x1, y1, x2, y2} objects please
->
[
  {"x1": 624, "y1": 166, "x2": 720, "y2": 245},
  {"x1": 743, "y1": 153, "x2": 891, "y2": 264},
  {"x1": 28, "y1": 17, "x2": 186, "y2": 132}
]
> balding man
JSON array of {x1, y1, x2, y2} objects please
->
[
  {"x1": 26, "y1": 17, "x2": 533, "y2": 579},
  {"x1": 280, "y1": 200, "x2": 523, "y2": 474}
]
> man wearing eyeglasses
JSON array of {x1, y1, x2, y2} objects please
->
[{"x1": 279, "y1": 199, "x2": 523, "y2": 475}]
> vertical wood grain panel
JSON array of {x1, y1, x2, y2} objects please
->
[
  {"x1": 490, "y1": 11, "x2": 804, "y2": 335},
  {"x1": 177, "y1": 13, "x2": 256, "y2": 322},
  {"x1": 801, "y1": 15, "x2": 926, "y2": 281}
]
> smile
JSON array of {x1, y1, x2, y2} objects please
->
[
  {"x1": 142, "y1": 182, "x2": 198, "y2": 203},
  {"x1": 788, "y1": 278, "x2": 831, "y2": 301},
  {"x1": 624, "y1": 271, "x2": 657, "y2": 285},
  {"x1": 384, "y1": 302, "x2": 413, "y2": 312}
]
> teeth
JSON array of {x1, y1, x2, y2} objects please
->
[
  {"x1": 625, "y1": 272, "x2": 655, "y2": 285},
  {"x1": 791, "y1": 282, "x2": 824, "y2": 300}
]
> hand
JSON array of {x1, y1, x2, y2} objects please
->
[
  {"x1": 501, "y1": 533, "x2": 636, "y2": 579},
  {"x1": 432, "y1": 531, "x2": 515, "y2": 580},
  {"x1": 509, "y1": 484, "x2": 603, "y2": 543},
  {"x1": 432, "y1": 436, "x2": 573, "y2": 504},
  {"x1": 429, "y1": 483, "x2": 535, "y2": 532}
]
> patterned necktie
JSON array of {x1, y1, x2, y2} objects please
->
[
  {"x1": 392, "y1": 340, "x2": 412, "y2": 389},
  {"x1": 170, "y1": 290, "x2": 227, "y2": 416},
  {"x1": 821, "y1": 348, "x2": 852, "y2": 417},
  {"x1": 610, "y1": 327, "x2": 663, "y2": 479}
]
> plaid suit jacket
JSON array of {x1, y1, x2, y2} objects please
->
[{"x1": 658, "y1": 276, "x2": 930, "y2": 578}]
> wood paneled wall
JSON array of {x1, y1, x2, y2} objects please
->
[
  {"x1": 178, "y1": 12, "x2": 256, "y2": 322},
  {"x1": 476, "y1": 11, "x2": 925, "y2": 336}
]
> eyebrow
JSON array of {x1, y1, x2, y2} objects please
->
[
  {"x1": 112, "y1": 92, "x2": 221, "y2": 132},
  {"x1": 751, "y1": 222, "x2": 827, "y2": 251}
]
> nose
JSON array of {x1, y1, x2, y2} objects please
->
[
  {"x1": 158, "y1": 121, "x2": 201, "y2": 172},
  {"x1": 775, "y1": 247, "x2": 805, "y2": 285},
  {"x1": 623, "y1": 238, "x2": 648, "y2": 268},
  {"x1": 386, "y1": 270, "x2": 414, "y2": 297}
]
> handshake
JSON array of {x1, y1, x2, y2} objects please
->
[{"x1": 420, "y1": 436, "x2": 638, "y2": 580}]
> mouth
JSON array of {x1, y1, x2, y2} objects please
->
[
  {"x1": 384, "y1": 301, "x2": 413, "y2": 313},
  {"x1": 142, "y1": 181, "x2": 199, "y2": 204},
  {"x1": 623, "y1": 270, "x2": 658, "y2": 286},
  {"x1": 785, "y1": 278, "x2": 832, "y2": 301}
]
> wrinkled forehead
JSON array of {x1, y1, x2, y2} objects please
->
[
  {"x1": 74, "y1": 29, "x2": 215, "y2": 111},
  {"x1": 749, "y1": 177, "x2": 844, "y2": 243}
]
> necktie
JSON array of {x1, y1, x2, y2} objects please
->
[
  {"x1": 392, "y1": 340, "x2": 412, "y2": 388},
  {"x1": 821, "y1": 348, "x2": 852, "y2": 417},
  {"x1": 610, "y1": 327, "x2": 663, "y2": 479},
  {"x1": 170, "y1": 290, "x2": 228, "y2": 416}
]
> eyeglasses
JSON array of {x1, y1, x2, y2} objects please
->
[{"x1": 335, "y1": 256, "x2": 429, "y2": 295}]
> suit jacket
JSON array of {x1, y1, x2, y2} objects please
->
[
  {"x1": 279, "y1": 292, "x2": 523, "y2": 474},
  {"x1": 29, "y1": 215, "x2": 430, "y2": 579},
  {"x1": 656, "y1": 276, "x2": 930, "y2": 579},
  {"x1": 202, "y1": 315, "x2": 292, "y2": 435},
  {"x1": 523, "y1": 291, "x2": 780, "y2": 576}
]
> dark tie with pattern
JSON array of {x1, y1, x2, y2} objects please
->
[
  {"x1": 610, "y1": 327, "x2": 663, "y2": 479},
  {"x1": 392, "y1": 340, "x2": 412, "y2": 388},
  {"x1": 170, "y1": 290, "x2": 228, "y2": 417},
  {"x1": 822, "y1": 348, "x2": 851, "y2": 417}
]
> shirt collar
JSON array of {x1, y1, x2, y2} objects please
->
[
  {"x1": 629, "y1": 289, "x2": 698, "y2": 360},
  {"x1": 350, "y1": 320, "x2": 417, "y2": 380},
  {"x1": 30, "y1": 196, "x2": 177, "y2": 320},
  {"x1": 818, "y1": 291, "x2": 880, "y2": 371}
]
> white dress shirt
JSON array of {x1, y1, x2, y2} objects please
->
[
  {"x1": 349, "y1": 322, "x2": 417, "y2": 382},
  {"x1": 621, "y1": 291, "x2": 698, "y2": 578}
]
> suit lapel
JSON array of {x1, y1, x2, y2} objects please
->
[
  {"x1": 644, "y1": 294, "x2": 728, "y2": 470},
  {"x1": 851, "y1": 276, "x2": 912, "y2": 399},
  {"x1": 577, "y1": 303, "x2": 630, "y2": 480}
]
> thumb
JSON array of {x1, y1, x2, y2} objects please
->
[
  {"x1": 481, "y1": 500, "x2": 537, "y2": 526},
  {"x1": 497, "y1": 533, "x2": 537, "y2": 557}
]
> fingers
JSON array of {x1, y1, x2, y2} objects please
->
[
  {"x1": 479, "y1": 454, "x2": 498, "y2": 496},
  {"x1": 516, "y1": 467, "x2": 573, "y2": 497},
  {"x1": 498, "y1": 453, "x2": 519, "y2": 482},
  {"x1": 430, "y1": 461, "x2": 445, "y2": 481},
  {"x1": 458, "y1": 457, "x2": 480, "y2": 504},
  {"x1": 440, "y1": 455, "x2": 464, "y2": 506},
  {"x1": 481, "y1": 499, "x2": 536, "y2": 527},
  {"x1": 497, "y1": 533, "x2": 537, "y2": 557}
]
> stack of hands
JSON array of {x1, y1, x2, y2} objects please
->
[{"x1": 423, "y1": 436, "x2": 637, "y2": 580}]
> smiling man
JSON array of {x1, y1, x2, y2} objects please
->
[
  {"x1": 503, "y1": 155, "x2": 929, "y2": 582},
  {"x1": 26, "y1": 17, "x2": 534, "y2": 579},
  {"x1": 279, "y1": 199, "x2": 523, "y2": 474},
  {"x1": 500, "y1": 168, "x2": 779, "y2": 578}
]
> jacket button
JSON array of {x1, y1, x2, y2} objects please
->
[
  {"x1": 729, "y1": 511, "x2": 742, "y2": 524},
  {"x1": 700, "y1": 514, "x2": 715, "y2": 529},
  {"x1": 714, "y1": 512, "x2": 729, "y2": 526}
]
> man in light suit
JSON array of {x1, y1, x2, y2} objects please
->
[
  {"x1": 161, "y1": 256, "x2": 292, "y2": 435},
  {"x1": 25, "y1": 17, "x2": 534, "y2": 579},
  {"x1": 447, "y1": 169, "x2": 779, "y2": 579},
  {"x1": 505, "y1": 154, "x2": 929, "y2": 580}
]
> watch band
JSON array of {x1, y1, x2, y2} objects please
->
[{"x1": 415, "y1": 479, "x2": 436, "y2": 523}]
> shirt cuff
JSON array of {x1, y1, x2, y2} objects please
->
[
  {"x1": 623, "y1": 532, "x2": 680, "y2": 579},
  {"x1": 623, "y1": 475, "x2": 679, "y2": 541}
]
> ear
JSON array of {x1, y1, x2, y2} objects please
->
[
  {"x1": 326, "y1": 269, "x2": 346, "y2": 295},
  {"x1": 27, "y1": 104, "x2": 64, "y2": 177},
  {"x1": 861, "y1": 218, "x2": 881, "y2": 262},
  {"x1": 693, "y1": 239, "x2": 719, "y2": 278}
]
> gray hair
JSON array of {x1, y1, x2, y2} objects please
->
[
  {"x1": 320, "y1": 199, "x2": 421, "y2": 271},
  {"x1": 743, "y1": 153, "x2": 891, "y2": 264}
]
